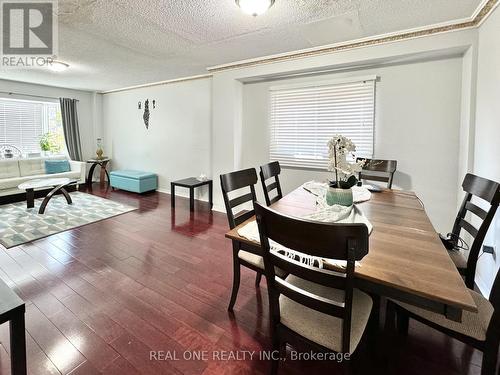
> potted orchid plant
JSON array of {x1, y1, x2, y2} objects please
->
[{"x1": 326, "y1": 135, "x2": 365, "y2": 206}]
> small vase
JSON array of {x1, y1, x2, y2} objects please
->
[
  {"x1": 326, "y1": 187, "x2": 353, "y2": 207},
  {"x1": 96, "y1": 138, "x2": 104, "y2": 160}
]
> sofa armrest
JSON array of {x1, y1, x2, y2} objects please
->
[{"x1": 69, "y1": 160, "x2": 86, "y2": 184}]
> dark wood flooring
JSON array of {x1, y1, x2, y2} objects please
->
[{"x1": 0, "y1": 186, "x2": 486, "y2": 374}]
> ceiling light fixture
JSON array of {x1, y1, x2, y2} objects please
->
[
  {"x1": 48, "y1": 60, "x2": 69, "y2": 72},
  {"x1": 236, "y1": 0, "x2": 275, "y2": 16}
]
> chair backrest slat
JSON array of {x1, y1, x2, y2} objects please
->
[
  {"x1": 462, "y1": 173, "x2": 500, "y2": 203},
  {"x1": 220, "y1": 168, "x2": 258, "y2": 229},
  {"x1": 359, "y1": 174, "x2": 389, "y2": 183},
  {"x1": 357, "y1": 158, "x2": 398, "y2": 189},
  {"x1": 221, "y1": 168, "x2": 258, "y2": 192},
  {"x1": 259, "y1": 161, "x2": 283, "y2": 206},
  {"x1": 266, "y1": 181, "x2": 278, "y2": 192},
  {"x1": 229, "y1": 193, "x2": 254, "y2": 209},
  {"x1": 255, "y1": 202, "x2": 369, "y2": 354},
  {"x1": 464, "y1": 201, "x2": 488, "y2": 220},
  {"x1": 451, "y1": 174, "x2": 500, "y2": 289},
  {"x1": 275, "y1": 277, "x2": 346, "y2": 317},
  {"x1": 233, "y1": 210, "x2": 255, "y2": 225},
  {"x1": 458, "y1": 218, "x2": 479, "y2": 238},
  {"x1": 256, "y1": 203, "x2": 368, "y2": 259},
  {"x1": 270, "y1": 251, "x2": 348, "y2": 289}
]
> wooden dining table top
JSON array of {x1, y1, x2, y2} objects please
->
[{"x1": 225, "y1": 187, "x2": 477, "y2": 316}]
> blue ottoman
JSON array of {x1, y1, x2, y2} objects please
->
[{"x1": 109, "y1": 170, "x2": 158, "y2": 193}]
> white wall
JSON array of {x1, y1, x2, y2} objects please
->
[
  {"x1": 242, "y1": 57, "x2": 463, "y2": 233},
  {"x1": 472, "y1": 6, "x2": 500, "y2": 295},
  {"x1": 0, "y1": 79, "x2": 100, "y2": 160},
  {"x1": 102, "y1": 78, "x2": 212, "y2": 199}
]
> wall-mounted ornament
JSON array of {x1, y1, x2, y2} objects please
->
[
  {"x1": 138, "y1": 98, "x2": 156, "y2": 129},
  {"x1": 143, "y1": 99, "x2": 150, "y2": 129}
]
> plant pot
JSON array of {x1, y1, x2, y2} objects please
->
[{"x1": 326, "y1": 187, "x2": 353, "y2": 207}]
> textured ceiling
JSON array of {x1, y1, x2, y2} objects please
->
[{"x1": 0, "y1": 0, "x2": 483, "y2": 92}]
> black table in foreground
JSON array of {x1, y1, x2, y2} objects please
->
[
  {"x1": 0, "y1": 279, "x2": 26, "y2": 375},
  {"x1": 171, "y1": 177, "x2": 213, "y2": 212}
]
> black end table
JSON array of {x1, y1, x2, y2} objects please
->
[{"x1": 171, "y1": 177, "x2": 213, "y2": 212}]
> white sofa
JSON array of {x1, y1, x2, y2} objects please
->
[{"x1": 0, "y1": 156, "x2": 86, "y2": 197}]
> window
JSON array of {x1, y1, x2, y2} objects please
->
[
  {"x1": 0, "y1": 98, "x2": 64, "y2": 154},
  {"x1": 269, "y1": 76, "x2": 376, "y2": 169}
]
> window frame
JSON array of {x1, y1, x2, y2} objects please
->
[
  {"x1": 268, "y1": 75, "x2": 377, "y2": 170},
  {"x1": 0, "y1": 96, "x2": 64, "y2": 155}
]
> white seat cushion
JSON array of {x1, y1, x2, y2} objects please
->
[
  {"x1": 0, "y1": 160, "x2": 20, "y2": 179},
  {"x1": 18, "y1": 156, "x2": 67, "y2": 177},
  {"x1": 0, "y1": 176, "x2": 25, "y2": 190},
  {"x1": 279, "y1": 275, "x2": 373, "y2": 354},
  {"x1": 393, "y1": 290, "x2": 493, "y2": 341},
  {"x1": 0, "y1": 172, "x2": 81, "y2": 191}
]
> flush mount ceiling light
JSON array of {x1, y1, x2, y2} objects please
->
[
  {"x1": 236, "y1": 0, "x2": 275, "y2": 16},
  {"x1": 48, "y1": 60, "x2": 69, "y2": 72}
]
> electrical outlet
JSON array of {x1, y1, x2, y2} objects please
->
[{"x1": 483, "y1": 245, "x2": 495, "y2": 255}]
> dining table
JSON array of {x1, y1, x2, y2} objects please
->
[{"x1": 225, "y1": 186, "x2": 477, "y2": 322}]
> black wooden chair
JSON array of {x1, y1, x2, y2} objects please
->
[
  {"x1": 220, "y1": 168, "x2": 264, "y2": 311},
  {"x1": 357, "y1": 158, "x2": 397, "y2": 189},
  {"x1": 259, "y1": 161, "x2": 283, "y2": 206},
  {"x1": 255, "y1": 202, "x2": 372, "y2": 374},
  {"x1": 386, "y1": 265, "x2": 500, "y2": 375},
  {"x1": 446, "y1": 173, "x2": 500, "y2": 289}
]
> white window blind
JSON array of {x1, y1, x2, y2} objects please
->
[
  {"x1": 0, "y1": 98, "x2": 60, "y2": 154},
  {"x1": 269, "y1": 77, "x2": 376, "y2": 169}
]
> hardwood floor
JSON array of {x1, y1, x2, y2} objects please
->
[{"x1": 0, "y1": 186, "x2": 486, "y2": 374}]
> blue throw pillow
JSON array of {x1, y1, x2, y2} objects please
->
[{"x1": 45, "y1": 160, "x2": 70, "y2": 174}]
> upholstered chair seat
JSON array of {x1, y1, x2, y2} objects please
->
[
  {"x1": 392, "y1": 290, "x2": 493, "y2": 341},
  {"x1": 279, "y1": 275, "x2": 372, "y2": 354}
]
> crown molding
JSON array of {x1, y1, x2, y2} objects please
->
[
  {"x1": 207, "y1": 0, "x2": 498, "y2": 73},
  {"x1": 100, "y1": 74, "x2": 212, "y2": 94}
]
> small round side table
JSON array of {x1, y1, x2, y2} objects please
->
[{"x1": 86, "y1": 158, "x2": 110, "y2": 188}]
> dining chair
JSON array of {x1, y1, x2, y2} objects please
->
[
  {"x1": 259, "y1": 161, "x2": 283, "y2": 206},
  {"x1": 385, "y1": 265, "x2": 500, "y2": 375},
  {"x1": 254, "y1": 202, "x2": 372, "y2": 374},
  {"x1": 446, "y1": 173, "x2": 500, "y2": 289},
  {"x1": 220, "y1": 168, "x2": 264, "y2": 311},
  {"x1": 356, "y1": 158, "x2": 397, "y2": 189}
]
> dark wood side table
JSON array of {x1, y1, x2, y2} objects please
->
[
  {"x1": 0, "y1": 279, "x2": 27, "y2": 375},
  {"x1": 86, "y1": 158, "x2": 111, "y2": 188},
  {"x1": 171, "y1": 177, "x2": 213, "y2": 212}
]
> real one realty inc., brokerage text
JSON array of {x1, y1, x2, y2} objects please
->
[{"x1": 150, "y1": 350, "x2": 350, "y2": 363}]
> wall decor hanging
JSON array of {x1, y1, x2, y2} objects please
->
[{"x1": 138, "y1": 99, "x2": 156, "y2": 129}]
